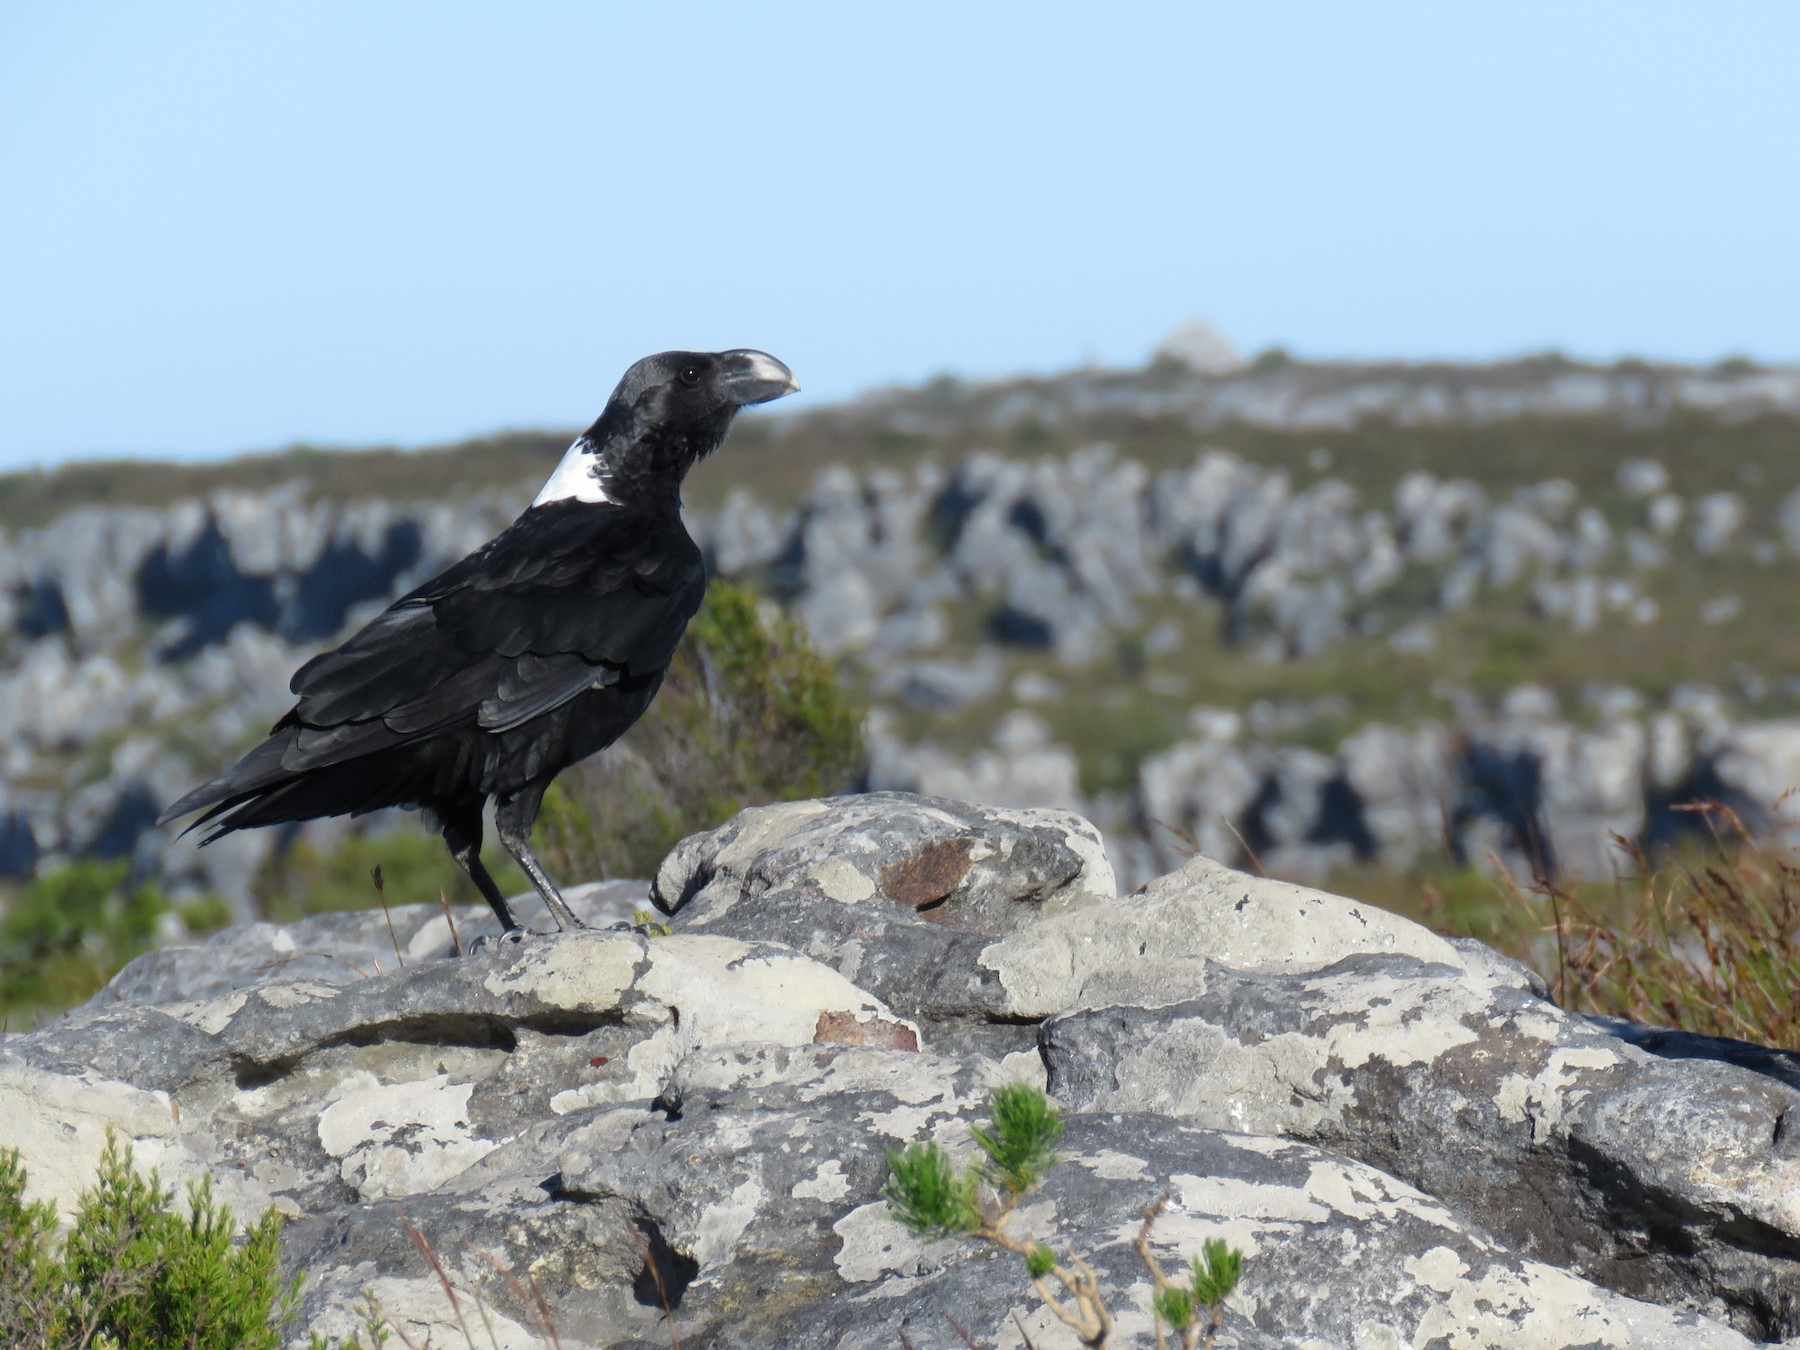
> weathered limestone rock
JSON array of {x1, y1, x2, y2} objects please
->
[
  {"x1": 1035, "y1": 856, "x2": 1800, "y2": 1340},
  {"x1": 554, "y1": 1057, "x2": 1750, "y2": 1350},
  {"x1": 652, "y1": 792, "x2": 1113, "y2": 1038},
  {"x1": 1045, "y1": 959, "x2": 1800, "y2": 1337},
  {"x1": 103, "y1": 880, "x2": 649, "y2": 1006},
  {"x1": 4, "y1": 793, "x2": 1797, "y2": 1349}
]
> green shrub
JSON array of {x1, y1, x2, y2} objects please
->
[
  {"x1": 882, "y1": 1084, "x2": 1244, "y2": 1349},
  {"x1": 0, "y1": 1136, "x2": 299, "y2": 1350},
  {"x1": 972, "y1": 1081, "x2": 1065, "y2": 1198},
  {"x1": 0, "y1": 1139, "x2": 561, "y2": 1350},
  {"x1": 0, "y1": 860, "x2": 227, "y2": 1021},
  {"x1": 883, "y1": 1143, "x2": 980, "y2": 1240},
  {"x1": 537, "y1": 578, "x2": 864, "y2": 881}
]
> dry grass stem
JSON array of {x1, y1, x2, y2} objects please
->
[
  {"x1": 371, "y1": 865, "x2": 405, "y2": 968},
  {"x1": 438, "y1": 887, "x2": 464, "y2": 957},
  {"x1": 624, "y1": 1219, "x2": 683, "y2": 1350},
  {"x1": 405, "y1": 1222, "x2": 475, "y2": 1348}
]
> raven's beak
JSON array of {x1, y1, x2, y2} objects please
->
[{"x1": 720, "y1": 350, "x2": 800, "y2": 406}]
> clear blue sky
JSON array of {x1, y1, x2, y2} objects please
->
[{"x1": 2, "y1": 2, "x2": 1796, "y2": 470}]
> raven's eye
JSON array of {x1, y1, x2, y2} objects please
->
[{"x1": 678, "y1": 364, "x2": 702, "y2": 387}]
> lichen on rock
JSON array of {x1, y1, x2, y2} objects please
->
[{"x1": 3, "y1": 791, "x2": 1798, "y2": 1348}]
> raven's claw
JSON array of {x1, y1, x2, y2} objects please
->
[{"x1": 468, "y1": 928, "x2": 531, "y2": 955}]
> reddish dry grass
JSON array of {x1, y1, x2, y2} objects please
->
[{"x1": 1491, "y1": 803, "x2": 1800, "y2": 1051}]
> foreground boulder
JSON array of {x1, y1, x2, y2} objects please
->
[{"x1": 4, "y1": 793, "x2": 1799, "y2": 1348}]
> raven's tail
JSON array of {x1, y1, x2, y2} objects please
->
[
  {"x1": 157, "y1": 733, "x2": 416, "y2": 844},
  {"x1": 155, "y1": 733, "x2": 303, "y2": 833}
]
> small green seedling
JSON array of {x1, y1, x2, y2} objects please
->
[
  {"x1": 970, "y1": 1081, "x2": 1064, "y2": 1198},
  {"x1": 1, "y1": 1141, "x2": 549, "y2": 1350},
  {"x1": 882, "y1": 1084, "x2": 1246, "y2": 1349},
  {"x1": 1134, "y1": 1200, "x2": 1244, "y2": 1350}
]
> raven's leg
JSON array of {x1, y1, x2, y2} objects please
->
[
  {"x1": 494, "y1": 785, "x2": 587, "y2": 932},
  {"x1": 441, "y1": 805, "x2": 521, "y2": 935}
]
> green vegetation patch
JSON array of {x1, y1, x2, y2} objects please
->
[
  {"x1": 538, "y1": 578, "x2": 864, "y2": 881},
  {"x1": 0, "y1": 1137, "x2": 297, "y2": 1350},
  {"x1": 0, "y1": 861, "x2": 227, "y2": 1022}
]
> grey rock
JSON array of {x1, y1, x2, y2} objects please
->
[
  {"x1": 703, "y1": 486, "x2": 793, "y2": 575},
  {"x1": 1570, "y1": 504, "x2": 1615, "y2": 569},
  {"x1": 999, "y1": 559, "x2": 1110, "y2": 664},
  {"x1": 1154, "y1": 320, "x2": 1244, "y2": 374},
  {"x1": 1516, "y1": 478, "x2": 1579, "y2": 522},
  {"x1": 1474, "y1": 708, "x2": 1648, "y2": 879},
  {"x1": 878, "y1": 654, "x2": 1003, "y2": 712},
  {"x1": 1779, "y1": 486, "x2": 1800, "y2": 556},
  {"x1": 867, "y1": 711, "x2": 1087, "y2": 818},
  {"x1": 1036, "y1": 859, "x2": 1800, "y2": 1339},
  {"x1": 1241, "y1": 745, "x2": 1347, "y2": 879},
  {"x1": 1648, "y1": 492, "x2": 1684, "y2": 536},
  {"x1": 4, "y1": 796, "x2": 1796, "y2": 1347},
  {"x1": 1478, "y1": 503, "x2": 1563, "y2": 586},
  {"x1": 1584, "y1": 1013, "x2": 1800, "y2": 1093},
  {"x1": 865, "y1": 602, "x2": 947, "y2": 660},
  {"x1": 1702, "y1": 594, "x2": 1744, "y2": 625},
  {"x1": 1393, "y1": 471, "x2": 1487, "y2": 562},
  {"x1": 1713, "y1": 718, "x2": 1800, "y2": 812},
  {"x1": 792, "y1": 568, "x2": 880, "y2": 654},
  {"x1": 1136, "y1": 719, "x2": 1260, "y2": 874},
  {"x1": 652, "y1": 792, "x2": 1113, "y2": 1033},
  {"x1": 1338, "y1": 722, "x2": 1455, "y2": 864},
  {"x1": 103, "y1": 881, "x2": 649, "y2": 1006},
  {"x1": 561, "y1": 1064, "x2": 1739, "y2": 1350},
  {"x1": 1617, "y1": 458, "x2": 1670, "y2": 496},
  {"x1": 1692, "y1": 491, "x2": 1747, "y2": 555}
]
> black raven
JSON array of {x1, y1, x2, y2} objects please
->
[{"x1": 158, "y1": 349, "x2": 799, "y2": 937}]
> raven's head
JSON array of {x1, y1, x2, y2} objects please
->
[
  {"x1": 535, "y1": 349, "x2": 799, "y2": 510},
  {"x1": 617, "y1": 349, "x2": 800, "y2": 420}
]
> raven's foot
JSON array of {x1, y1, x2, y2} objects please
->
[
  {"x1": 609, "y1": 908, "x2": 672, "y2": 938},
  {"x1": 467, "y1": 927, "x2": 531, "y2": 955}
]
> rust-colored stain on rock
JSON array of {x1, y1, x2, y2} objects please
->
[
  {"x1": 813, "y1": 1010, "x2": 920, "y2": 1052},
  {"x1": 879, "y1": 837, "x2": 976, "y2": 923}
]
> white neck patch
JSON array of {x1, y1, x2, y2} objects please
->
[{"x1": 532, "y1": 436, "x2": 617, "y2": 506}]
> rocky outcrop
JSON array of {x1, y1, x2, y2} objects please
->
[
  {"x1": 0, "y1": 486, "x2": 525, "y2": 908},
  {"x1": 819, "y1": 353, "x2": 1800, "y2": 441},
  {"x1": 8, "y1": 358, "x2": 1800, "y2": 906},
  {"x1": 5, "y1": 794, "x2": 1799, "y2": 1348},
  {"x1": 1119, "y1": 682, "x2": 1776, "y2": 885}
]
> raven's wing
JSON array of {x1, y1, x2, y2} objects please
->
[
  {"x1": 158, "y1": 502, "x2": 706, "y2": 821},
  {"x1": 290, "y1": 502, "x2": 705, "y2": 749}
]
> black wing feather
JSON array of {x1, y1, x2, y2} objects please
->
[{"x1": 478, "y1": 652, "x2": 622, "y2": 732}]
